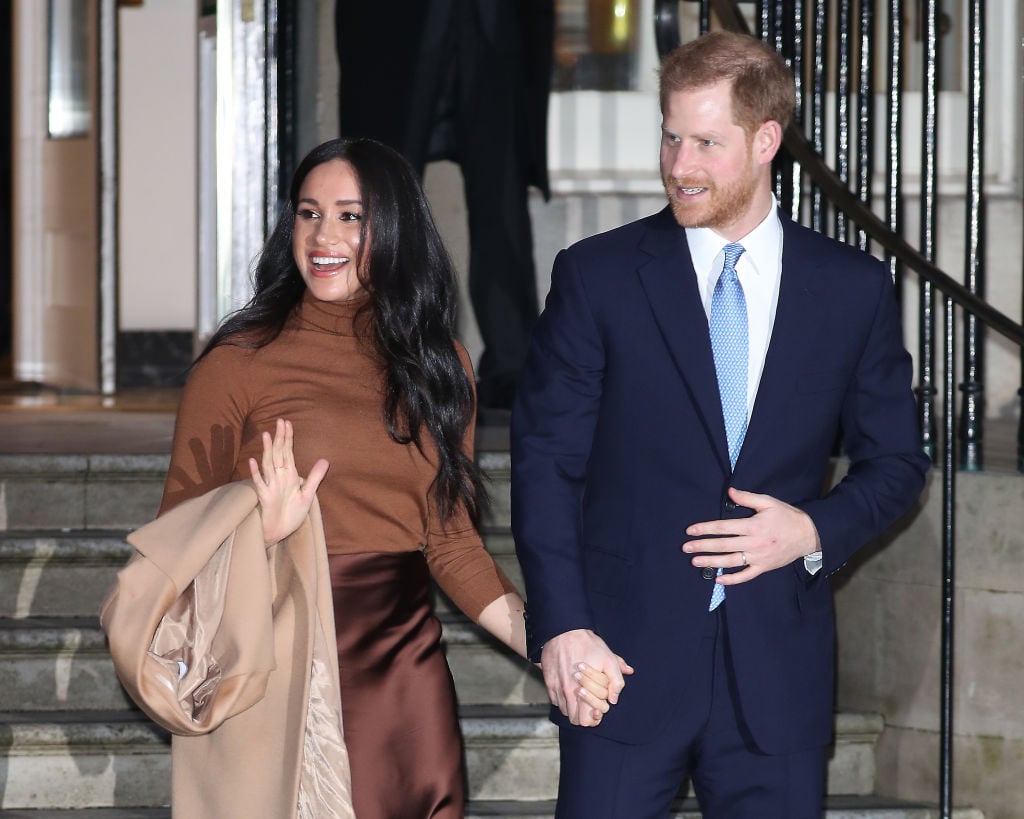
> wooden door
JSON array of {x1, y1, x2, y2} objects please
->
[{"x1": 12, "y1": 0, "x2": 100, "y2": 391}]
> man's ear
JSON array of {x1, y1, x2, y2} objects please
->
[{"x1": 754, "y1": 120, "x2": 784, "y2": 165}]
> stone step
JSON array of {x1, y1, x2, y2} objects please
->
[
  {"x1": 466, "y1": 798, "x2": 985, "y2": 818},
  {"x1": 0, "y1": 707, "x2": 887, "y2": 810},
  {"x1": 0, "y1": 452, "x2": 514, "y2": 532},
  {"x1": 0, "y1": 533, "x2": 132, "y2": 618},
  {"x1": 0, "y1": 613, "x2": 545, "y2": 712},
  {"x1": 478, "y1": 451, "x2": 511, "y2": 530},
  {"x1": 0, "y1": 456, "x2": 167, "y2": 532},
  {"x1": 0, "y1": 604, "x2": 881, "y2": 790},
  {"x1": 0, "y1": 796, "x2": 985, "y2": 818},
  {"x1": 466, "y1": 709, "x2": 890, "y2": 802},
  {"x1": 440, "y1": 615, "x2": 548, "y2": 706},
  {"x1": 0, "y1": 525, "x2": 518, "y2": 621},
  {"x1": 0, "y1": 811, "x2": 171, "y2": 818},
  {"x1": 0, "y1": 710, "x2": 171, "y2": 811},
  {"x1": 0, "y1": 618, "x2": 134, "y2": 712}
]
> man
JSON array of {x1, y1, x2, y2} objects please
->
[
  {"x1": 511, "y1": 31, "x2": 929, "y2": 818},
  {"x1": 336, "y1": 0, "x2": 554, "y2": 417}
]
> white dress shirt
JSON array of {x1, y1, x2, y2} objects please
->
[
  {"x1": 685, "y1": 195, "x2": 823, "y2": 574},
  {"x1": 686, "y1": 198, "x2": 783, "y2": 415}
]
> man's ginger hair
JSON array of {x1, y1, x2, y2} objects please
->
[{"x1": 659, "y1": 31, "x2": 795, "y2": 135}]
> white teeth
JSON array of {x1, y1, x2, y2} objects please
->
[
  {"x1": 312, "y1": 256, "x2": 348, "y2": 265},
  {"x1": 681, "y1": 187, "x2": 704, "y2": 195}
]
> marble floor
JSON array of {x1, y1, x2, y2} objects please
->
[{"x1": 0, "y1": 385, "x2": 178, "y2": 455}]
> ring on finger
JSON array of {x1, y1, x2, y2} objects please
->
[{"x1": 740, "y1": 551, "x2": 748, "y2": 566}]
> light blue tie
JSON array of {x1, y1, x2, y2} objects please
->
[{"x1": 708, "y1": 243, "x2": 747, "y2": 611}]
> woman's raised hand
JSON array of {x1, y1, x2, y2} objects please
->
[{"x1": 249, "y1": 419, "x2": 329, "y2": 545}]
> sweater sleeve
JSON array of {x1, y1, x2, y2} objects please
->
[
  {"x1": 160, "y1": 344, "x2": 253, "y2": 515},
  {"x1": 423, "y1": 341, "x2": 518, "y2": 620}
]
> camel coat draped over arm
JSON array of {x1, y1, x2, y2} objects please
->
[{"x1": 100, "y1": 481, "x2": 354, "y2": 819}]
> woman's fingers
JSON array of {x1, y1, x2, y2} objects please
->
[
  {"x1": 259, "y1": 429, "x2": 275, "y2": 480},
  {"x1": 272, "y1": 418, "x2": 288, "y2": 470},
  {"x1": 575, "y1": 684, "x2": 610, "y2": 713},
  {"x1": 574, "y1": 663, "x2": 610, "y2": 700},
  {"x1": 302, "y1": 458, "x2": 330, "y2": 500},
  {"x1": 248, "y1": 456, "x2": 265, "y2": 488},
  {"x1": 258, "y1": 419, "x2": 304, "y2": 488},
  {"x1": 572, "y1": 658, "x2": 635, "y2": 725},
  {"x1": 574, "y1": 662, "x2": 611, "y2": 725},
  {"x1": 282, "y1": 419, "x2": 295, "y2": 469}
]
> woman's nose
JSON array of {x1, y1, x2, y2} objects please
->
[{"x1": 315, "y1": 218, "x2": 340, "y2": 244}]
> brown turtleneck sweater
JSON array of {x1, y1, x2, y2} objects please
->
[{"x1": 160, "y1": 292, "x2": 516, "y2": 619}]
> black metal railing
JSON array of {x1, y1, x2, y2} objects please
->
[{"x1": 656, "y1": 2, "x2": 1024, "y2": 817}]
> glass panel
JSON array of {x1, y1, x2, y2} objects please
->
[
  {"x1": 48, "y1": 0, "x2": 90, "y2": 139},
  {"x1": 554, "y1": 0, "x2": 642, "y2": 90}
]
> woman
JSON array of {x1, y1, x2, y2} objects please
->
[{"x1": 160, "y1": 138, "x2": 609, "y2": 817}]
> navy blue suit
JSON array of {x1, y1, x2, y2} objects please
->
[{"x1": 511, "y1": 207, "x2": 928, "y2": 808}]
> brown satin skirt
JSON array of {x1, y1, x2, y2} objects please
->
[{"x1": 328, "y1": 551, "x2": 464, "y2": 819}]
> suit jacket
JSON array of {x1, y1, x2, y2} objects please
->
[
  {"x1": 336, "y1": 0, "x2": 554, "y2": 197},
  {"x1": 101, "y1": 482, "x2": 354, "y2": 819},
  {"x1": 511, "y1": 207, "x2": 929, "y2": 753}
]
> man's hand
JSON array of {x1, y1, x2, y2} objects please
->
[
  {"x1": 682, "y1": 487, "x2": 821, "y2": 585},
  {"x1": 540, "y1": 629, "x2": 634, "y2": 727}
]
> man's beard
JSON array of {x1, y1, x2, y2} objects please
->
[{"x1": 663, "y1": 170, "x2": 760, "y2": 232}]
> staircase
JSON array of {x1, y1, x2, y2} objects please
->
[{"x1": 0, "y1": 441, "x2": 984, "y2": 818}]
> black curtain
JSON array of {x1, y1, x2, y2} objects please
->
[{"x1": 274, "y1": 0, "x2": 298, "y2": 223}]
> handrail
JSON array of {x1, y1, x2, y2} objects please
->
[{"x1": 653, "y1": 0, "x2": 1024, "y2": 349}]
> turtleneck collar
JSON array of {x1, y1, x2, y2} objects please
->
[{"x1": 293, "y1": 289, "x2": 372, "y2": 337}]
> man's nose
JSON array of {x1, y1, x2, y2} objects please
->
[{"x1": 671, "y1": 144, "x2": 693, "y2": 178}]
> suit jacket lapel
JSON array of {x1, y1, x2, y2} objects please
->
[
  {"x1": 739, "y1": 217, "x2": 824, "y2": 472},
  {"x1": 636, "y1": 209, "x2": 731, "y2": 472}
]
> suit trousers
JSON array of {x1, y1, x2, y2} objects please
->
[
  {"x1": 337, "y1": 0, "x2": 541, "y2": 406},
  {"x1": 555, "y1": 607, "x2": 827, "y2": 819},
  {"x1": 426, "y1": 1, "x2": 540, "y2": 406}
]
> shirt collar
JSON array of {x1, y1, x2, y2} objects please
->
[{"x1": 684, "y1": 192, "x2": 783, "y2": 277}]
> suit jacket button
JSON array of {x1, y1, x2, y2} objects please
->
[
  {"x1": 723, "y1": 499, "x2": 736, "y2": 513},
  {"x1": 701, "y1": 567, "x2": 716, "y2": 580}
]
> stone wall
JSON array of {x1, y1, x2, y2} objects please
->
[{"x1": 834, "y1": 466, "x2": 1024, "y2": 819}]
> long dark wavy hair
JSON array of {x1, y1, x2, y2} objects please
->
[{"x1": 199, "y1": 137, "x2": 486, "y2": 527}]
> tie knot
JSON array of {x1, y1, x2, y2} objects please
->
[{"x1": 722, "y1": 243, "x2": 745, "y2": 272}]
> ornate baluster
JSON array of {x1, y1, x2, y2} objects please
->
[
  {"x1": 1018, "y1": 3, "x2": 1024, "y2": 475},
  {"x1": 941, "y1": 295, "x2": 957, "y2": 819},
  {"x1": 959, "y1": 0, "x2": 985, "y2": 471},
  {"x1": 917, "y1": 0, "x2": 939, "y2": 462},
  {"x1": 918, "y1": 1, "x2": 950, "y2": 811},
  {"x1": 885, "y1": 0, "x2": 904, "y2": 303},
  {"x1": 766, "y1": 0, "x2": 796, "y2": 212},
  {"x1": 1019, "y1": 372, "x2": 1023, "y2": 472},
  {"x1": 810, "y1": 0, "x2": 827, "y2": 232},
  {"x1": 855, "y1": 0, "x2": 875, "y2": 253},
  {"x1": 834, "y1": 0, "x2": 852, "y2": 242},
  {"x1": 788, "y1": 0, "x2": 805, "y2": 221}
]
